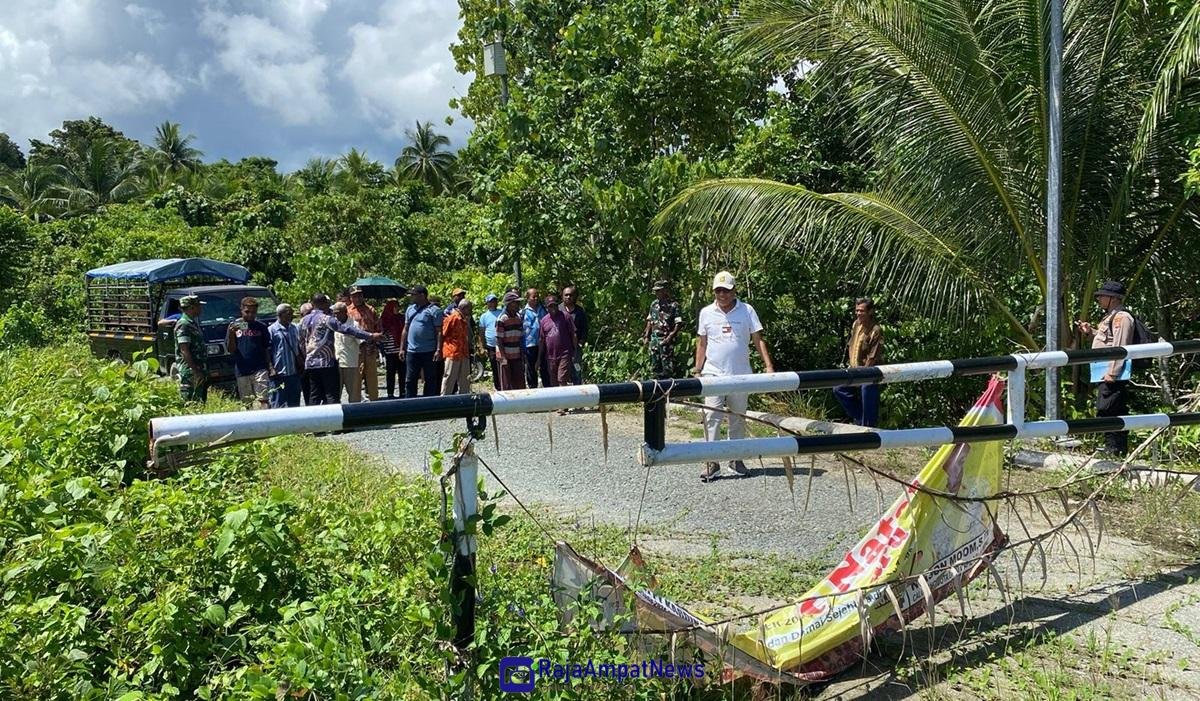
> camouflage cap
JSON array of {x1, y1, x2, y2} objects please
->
[{"x1": 180, "y1": 295, "x2": 204, "y2": 308}]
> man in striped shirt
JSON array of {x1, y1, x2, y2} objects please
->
[{"x1": 495, "y1": 291, "x2": 526, "y2": 390}]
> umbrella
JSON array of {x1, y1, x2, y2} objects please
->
[{"x1": 350, "y1": 276, "x2": 408, "y2": 300}]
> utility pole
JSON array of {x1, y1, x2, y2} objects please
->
[
  {"x1": 1045, "y1": 0, "x2": 1063, "y2": 420},
  {"x1": 484, "y1": 0, "x2": 521, "y2": 289}
]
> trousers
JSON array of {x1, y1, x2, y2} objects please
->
[
  {"x1": 703, "y1": 390, "x2": 748, "y2": 443},
  {"x1": 833, "y1": 384, "x2": 880, "y2": 427},
  {"x1": 1096, "y1": 380, "x2": 1129, "y2": 455}
]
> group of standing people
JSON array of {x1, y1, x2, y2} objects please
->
[{"x1": 173, "y1": 271, "x2": 1142, "y2": 482}]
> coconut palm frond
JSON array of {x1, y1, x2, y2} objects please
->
[{"x1": 656, "y1": 178, "x2": 1035, "y2": 344}]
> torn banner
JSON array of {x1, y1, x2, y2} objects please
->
[{"x1": 552, "y1": 377, "x2": 1008, "y2": 684}]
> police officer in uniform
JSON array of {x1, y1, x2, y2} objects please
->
[
  {"x1": 1076, "y1": 280, "x2": 1134, "y2": 455},
  {"x1": 174, "y1": 295, "x2": 209, "y2": 403},
  {"x1": 641, "y1": 280, "x2": 684, "y2": 379}
]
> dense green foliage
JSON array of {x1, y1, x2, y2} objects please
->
[
  {"x1": 659, "y1": 0, "x2": 1200, "y2": 353},
  {"x1": 0, "y1": 347, "x2": 719, "y2": 698}
]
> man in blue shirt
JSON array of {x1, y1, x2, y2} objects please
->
[
  {"x1": 478, "y1": 293, "x2": 503, "y2": 390},
  {"x1": 226, "y1": 297, "x2": 272, "y2": 409},
  {"x1": 267, "y1": 303, "x2": 303, "y2": 408},
  {"x1": 400, "y1": 285, "x2": 444, "y2": 398},
  {"x1": 522, "y1": 288, "x2": 548, "y2": 388}
]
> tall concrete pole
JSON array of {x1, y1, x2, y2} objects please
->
[
  {"x1": 1045, "y1": 0, "x2": 1063, "y2": 420},
  {"x1": 494, "y1": 0, "x2": 521, "y2": 289}
]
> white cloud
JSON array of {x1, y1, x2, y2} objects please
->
[
  {"x1": 341, "y1": 0, "x2": 468, "y2": 138},
  {"x1": 0, "y1": 20, "x2": 182, "y2": 146},
  {"x1": 200, "y1": 3, "x2": 333, "y2": 126},
  {"x1": 125, "y1": 3, "x2": 167, "y2": 35}
]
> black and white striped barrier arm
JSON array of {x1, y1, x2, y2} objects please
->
[
  {"x1": 639, "y1": 412, "x2": 1200, "y2": 466},
  {"x1": 149, "y1": 341, "x2": 1200, "y2": 460}
]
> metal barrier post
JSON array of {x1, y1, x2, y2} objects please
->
[
  {"x1": 1007, "y1": 357, "x2": 1026, "y2": 430},
  {"x1": 644, "y1": 394, "x2": 667, "y2": 452},
  {"x1": 452, "y1": 445, "x2": 479, "y2": 650}
]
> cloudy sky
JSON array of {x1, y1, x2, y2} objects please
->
[{"x1": 0, "y1": 0, "x2": 471, "y2": 171}]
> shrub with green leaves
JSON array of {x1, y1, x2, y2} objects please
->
[{"x1": 0, "y1": 346, "x2": 715, "y2": 699}]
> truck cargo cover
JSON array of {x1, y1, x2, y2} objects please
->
[{"x1": 86, "y1": 258, "x2": 250, "y2": 284}]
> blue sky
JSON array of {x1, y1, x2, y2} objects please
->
[{"x1": 0, "y1": 0, "x2": 471, "y2": 172}]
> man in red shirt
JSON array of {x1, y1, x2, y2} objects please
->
[{"x1": 441, "y1": 299, "x2": 473, "y2": 395}]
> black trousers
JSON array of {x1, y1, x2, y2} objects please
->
[
  {"x1": 405, "y1": 351, "x2": 440, "y2": 398},
  {"x1": 306, "y1": 366, "x2": 341, "y2": 405},
  {"x1": 383, "y1": 352, "x2": 405, "y2": 397},
  {"x1": 300, "y1": 369, "x2": 312, "y2": 405},
  {"x1": 486, "y1": 345, "x2": 501, "y2": 390},
  {"x1": 523, "y1": 346, "x2": 549, "y2": 388},
  {"x1": 1096, "y1": 380, "x2": 1129, "y2": 455}
]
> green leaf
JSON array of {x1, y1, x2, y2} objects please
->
[
  {"x1": 214, "y1": 529, "x2": 235, "y2": 558},
  {"x1": 202, "y1": 603, "x2": 226, "y2": 626},
  {"x1": 223, "y1": 508, "x2": 249, "y2": 529}
]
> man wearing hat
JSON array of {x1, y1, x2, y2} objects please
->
[
  {"x1": 538, "y1": 294, "x2": 579, "y2": 388},
  {"x1": 226, "y1": 296, "x2": 272, "y2": 409},
  {"x1": 641, "y1": 280, "x2": 684, "y2": 380},
  {"x1": 495, "y1": 292, "x2": 526, "y2": 390},
  {"x1": 478, "y1": 293, "x2": 503, "y2": 390},
  {"x1": 693, "y1": 271, "x2": 775, "y2": 482},
  {"x1": 174, "y1": 295, "x2": 208, "y2": 403},
  {"x1": 1076, "y1": 280, "x2": 1136, "y2": 455},
  {"x1": 348, "y1": 286, "x2": 381, "y2": 401}
]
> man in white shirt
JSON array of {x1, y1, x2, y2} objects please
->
[{"x1": 692, "y1": 271, "x2": 775, "y2": 482}]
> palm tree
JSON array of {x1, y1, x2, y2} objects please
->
[
  {"x1": 294, "y1": 158, "x2": 338, "y2": 195},
  {"x1": 52, "y1": 138, "x2": 143, "y2": 215},
  {"x1": 657, "y1": 0, "x2": 1200, "y2": 350},
  {"x1": 396, "y1": 121, "x2": 457, "y2": 194},
  {"x1": 150, "y1": 121, "x2": 203, "y2": 176},
  {"x1": 0, "y1": 164, "x2": 63, "y2": 222},
  {"x1": 336, "y1": 148, "x2": 385, "y2": 193}
]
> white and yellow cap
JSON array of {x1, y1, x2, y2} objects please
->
[{"x1": 712, "y1": 271, "x2": 735, "y2": 290}]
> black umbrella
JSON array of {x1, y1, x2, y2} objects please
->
[{"x1": 350, "y1": 276, "x2": 408, "y2": 299}]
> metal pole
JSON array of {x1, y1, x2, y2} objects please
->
[
  {"x1": 494, "y1": 0, "x2": 521, "y2": 290},
  {"x1": 1045, "y1": 0, "x2": 1064, "y2": 420},
  {"x1": 451, "y1": 445, "x2": 479, "y2": 650},
  {"x1": 643, "y1": 395, "x2": 667, "y2": 451}
]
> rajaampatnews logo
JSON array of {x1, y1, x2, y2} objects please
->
[{"x1": 498, "y1": 656, "x2": 706, "y2": 693}]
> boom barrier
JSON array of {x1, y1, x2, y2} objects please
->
[{"x1": 150, "y1": 339, "x2": 1200, "y2": 466}]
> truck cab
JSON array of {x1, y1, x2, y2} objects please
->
[{"x1": 86, "y1": 258, "x2": 280, "y2": 390}]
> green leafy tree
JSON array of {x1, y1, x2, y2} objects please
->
[
  {"x1": 0, "y1": 164, "x2": 62, "y2": 222},
  {"x1": 451, "y1": 0, "x2": 781, "y2": 359},
  {"x1": 28, "y1": 117, "x2": 139, "y2": 168},
  {"x1": 293, "y1": 158, "x2": 337, "y2": 196},
  {"x1": 149, "y1": 121, "x2": 204, "y2": 176},
  {"x1": 0, "y1": 207, "x2": 33, "y2": 306},
  {"x1": 396, "y1": 121, "x2": 457, "y2": 194},
  {"x1": 0, "y1": 133, "x2": 25, "y2": 170},
  {"x1": 336, "y1": 147, "x2": 386, "y2": 194},
  {"x1": 659, "y1": 0, "x2": 1200, "y2": 350},
  {"x1": 52, "y1": 138, "x2": 144, "y2": 215}
]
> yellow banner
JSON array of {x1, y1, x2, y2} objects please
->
[{"x1": 731, "y1": 378, "x2": 1008, "y2": 679}]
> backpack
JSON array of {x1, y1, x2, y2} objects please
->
[{"x1": 1109, "y1": 312, "x2": 1157, "y2": 371}]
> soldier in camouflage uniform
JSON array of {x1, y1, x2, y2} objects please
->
[
  {"x1": 641, "y1": 280, "x2": 684, "y2": 379},
  {"x1": 174, "y1": 295, "x2": 209, "y2": 403}
]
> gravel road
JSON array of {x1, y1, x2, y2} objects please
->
[{"x1": 332, "y1": 406, "x2": 907, "y2": 561}]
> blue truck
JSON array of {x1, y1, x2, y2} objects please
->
[{"x1": 85, "y1": 258, "x2": 279, "y2": 389}]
